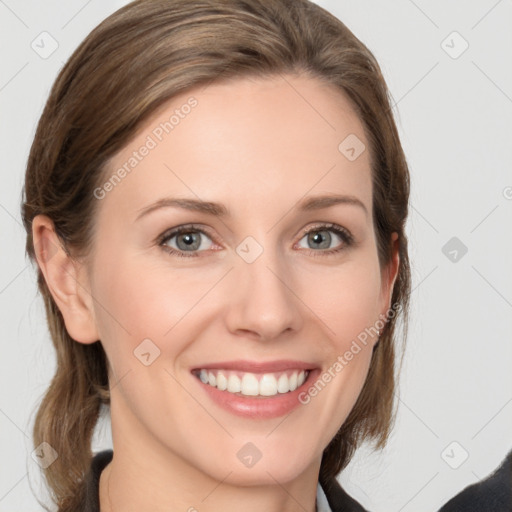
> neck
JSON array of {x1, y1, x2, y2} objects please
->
[
  {"x1": 99, "y1": 407, "x2": 321, "y2": 512},
  {"x1": 99, "y1": 449, "x2": 320, "y2": 512}
]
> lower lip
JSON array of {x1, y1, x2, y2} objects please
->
[{"x1": 192, "y1": 369, "x2": 320, "y2": 419}]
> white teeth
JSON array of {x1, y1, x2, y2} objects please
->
[
  {"x1": 289, "y1": 371, "x2": 298, "y2": 391},
  {"x1": 227, "y1": 374, "x2": 241, "y2": 393},
  {"x1": 259, "y1": 374, "x2": 277, "y2": 396},
  {"x1": 277, "y1": 373, "x2": 290, "y2": 393},
  {"x1": 241, "y1": 373, "x2": 259, "y2": 396},
  {"x1": 216, "y1": 371, "x2": 228, "y2": 391},
  {"x1": 196, "y1": 369, "x2": 309, "y2": 397}
]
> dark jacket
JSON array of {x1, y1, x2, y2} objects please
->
[
  {"x1": 82, "y1": 450, "x2": 368, "y2": 512},
  {"x1": 438, "y1": 450, "x2": 512, "y2": 512}
]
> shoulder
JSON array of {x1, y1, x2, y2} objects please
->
[
  {"x1": 438, "y1": 450, "x2": 512, "y2": 512},
  {"x1": 320, "y1": 474, "x2": 369, "y2": 512}
]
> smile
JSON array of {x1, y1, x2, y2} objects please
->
[{"x1": 193, "y1": 369, "x2": 310, "y2": 397}]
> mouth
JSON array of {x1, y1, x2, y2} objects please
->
[
  {"x1": 191, "y1": 368, "x2": 311, "y2": 398},
  {"x1": 190, "y1": 360, "x2": 320, "y2": 418}
]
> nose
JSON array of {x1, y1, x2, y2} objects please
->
[{"x1": 224, "y1": 248, "x2": 303, "y2": 341}]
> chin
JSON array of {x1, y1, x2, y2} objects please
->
[
  {"x1": 219, "y1": 463, "x2": 310, "y2": 488},
  {"x1": 207, "y1": 441, "x2": 318, "y2": 487}
]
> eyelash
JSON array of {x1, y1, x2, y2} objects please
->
[{"x1": 157, "y1": 222, "x2": 354, "y2": 259}]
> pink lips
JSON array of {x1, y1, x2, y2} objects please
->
[{"x1": 191, "y1": 359, "x2": 319, "y2": 419}]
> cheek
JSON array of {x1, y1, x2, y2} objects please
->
[
  {"x1": 92, "y1": 252, "x2": 197, "y2": 339},
  {"x1": 296, "y1": 256, "x2": 382, "y2": 418},
  {"x1": 88, "y1": 251, "x2": 176, "y2": 375},
  {"x1": 301, "y1": 255, "x2": 382, "y2": 344},
  {"x1": 89, "y1": 250, "x2": 230, "y2": 387}
]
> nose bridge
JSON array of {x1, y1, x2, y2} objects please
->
[{"x1": 226, "y1": 237, "x2": 302, "y2": 339}]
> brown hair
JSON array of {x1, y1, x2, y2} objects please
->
[{"x1": 21, "y1": 0, "x2": 411, "y2": 509}]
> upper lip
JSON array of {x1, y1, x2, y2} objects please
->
[{"x1": 191, "y1": 360, "x2": 317, "y2": 373}]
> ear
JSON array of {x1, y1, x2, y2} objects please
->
[
  {"x1": 378, "y1": 232, "x2": 400, "y2": 321},
  {"x1": 32, "y1": 214, "x2": 99, "y2": 344}
]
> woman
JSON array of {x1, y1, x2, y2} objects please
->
[{"x1": 21, "y1": 0, "x2": 411, "y2": 510}]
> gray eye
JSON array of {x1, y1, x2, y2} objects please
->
[
  {"x1": 297, "y1": 229, "x2": 342, "y2": 250},
  {"x1": 166, "y1": 231, "x2": 213, "y2": 252}
]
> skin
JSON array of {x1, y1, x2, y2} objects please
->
[{"x1": 33, "y1": 73, "x2": 399, "y2": 512}]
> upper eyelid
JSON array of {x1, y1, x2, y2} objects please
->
[{"x1": 158, "y1": 224, "x2": 217, "y2": 244}]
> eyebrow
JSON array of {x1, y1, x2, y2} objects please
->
[{"x1": 135, "y1": 193, "x2": 368, "y2": 221}]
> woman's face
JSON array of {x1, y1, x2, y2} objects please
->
[{"x1": 81, "y1": 73, "x2": 398, "y2": 484}]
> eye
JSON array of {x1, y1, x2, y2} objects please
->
[
  {"x1": 296, "y1": 223, "x2": 354, "y2": 255},
  {"x1": 158, "y1": 224, "x2": 215, "y2": 258},
  {"x1": 157, "y1": 222, "x2": 354, "y2": 259}
]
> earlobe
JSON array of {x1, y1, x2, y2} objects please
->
[{"x1": 32, "y1": 214, "x2": 99, "y2": 344}]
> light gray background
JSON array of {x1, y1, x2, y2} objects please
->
[{"x1": 1, "y1": 1, "x2": 511, "y2": 510}]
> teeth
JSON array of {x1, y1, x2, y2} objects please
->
[
  {"x1": 259, "y1": 374, "x2": 277, "y2": 396},
  {"x1": 227, "y1": 373, "x2": 241, "y2": 393},
  {"x1": 289, "y1": 372, "x2": 298, "y2": 391},
  {"x1": 277, "y1": 373, "x2": 289, "y2": 393},
  {"x1": 216, "y1": 372, "x2": 228, "y2": 391},
  {"x1": 241, "y1": 373, "x2": 259, "y2": 396},
  {"x1": 196, "y1": 369, "x2": 310, "y2": 397}
]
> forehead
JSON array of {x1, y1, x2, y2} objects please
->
[{"x1": 97, "y1": 73, "x2": 372, "y2": 221}]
